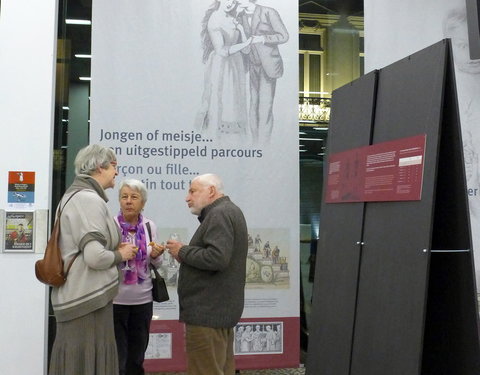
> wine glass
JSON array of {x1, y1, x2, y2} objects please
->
[
  {"x1": 122, "y1": 232, "x2": 136, "y2": 271},
  {"x1": 168, "y1": 233, "x2": 180, "y2": 268}
]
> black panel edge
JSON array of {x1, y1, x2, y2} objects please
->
[
  {"x1": 306, "y1": 71, "x2": 378, "y2": 375},
  {"x1": 422, "y1": 38, "x2": 480, "y2": 375}
]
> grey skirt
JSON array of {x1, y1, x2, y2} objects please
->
[{"x1": 49, "y1": 302, "x2": 118, "y2": 375}]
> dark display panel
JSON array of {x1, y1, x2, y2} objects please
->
[{"x1": 307, "y1": 40, "x2": 480, "y2": 375}]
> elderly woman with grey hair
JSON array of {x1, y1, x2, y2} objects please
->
[
  {"x1": 49, "y1": 144, "x2": 138, "y2": 375},
  {"x1": 113, "y1": 178, "x2": 165, "y2": 375}
]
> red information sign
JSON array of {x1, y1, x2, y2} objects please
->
[
  {"x1": 325, "y1": 134, "x2": 426, "y2": 203},
  {"x1": 8, "y1": 171, "x2": 35, "y2": 205}
]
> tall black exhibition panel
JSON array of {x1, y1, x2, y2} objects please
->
[
  {"x1": 305, "y1": 71, "x2": 377, "y2": 375},
  {"x1": 307, "y1": 40, "x2": 480, "y2": 375}
]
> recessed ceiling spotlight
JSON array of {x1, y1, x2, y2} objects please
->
[{"x1": 66, "y1": 19, "x2": 91, "y2": 25}]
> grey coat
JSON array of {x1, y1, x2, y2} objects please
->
[
  {"x1": 178, "y1": 196, "x2": 248, "y2": 328},
  {"x1": 51, "y1": 175, "x2": 122, "y2": 322}
]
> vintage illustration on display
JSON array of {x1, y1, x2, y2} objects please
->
[
  {"x1": 154, "y1": 226, "x2": 290, "y2": 288},
  {"x1": 245, "y1": 228, "x2": 290, "y2": 288},
  {"x1": 234, "y1": 321, "x2": 283, "y2": 355},
  {"x1": 195, "y1": 0, "x2": 289, "y2": 143},
  {"x1": 145, "y1": 332, "x2": 172, "y2": 360}
]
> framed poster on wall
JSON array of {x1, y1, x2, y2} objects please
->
[{"x1": 3, "y1": 211, "x2": 34, "y2": 252}]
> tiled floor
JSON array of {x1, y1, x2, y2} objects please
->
[
  {"x1": 148, "y1": 368, "x2": 306, "y2": 375},
  {"x1": 148, "y1": 350, "x2": 308, "y2": 374}
]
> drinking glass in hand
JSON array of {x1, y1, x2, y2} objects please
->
[{"x1": 122, "y1": 232, "x2": 136, "y2": 271}]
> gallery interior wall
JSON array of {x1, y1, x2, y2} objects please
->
[
  {"x1": 0, "y1": 0, "x2": 58, "y2": 374},
  {"x1": 365, "y1": 0, "x2": 480, "y2": 287}
]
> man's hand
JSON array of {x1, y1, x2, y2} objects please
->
[{"x1": 166, "y1": 240, "x2": 184, "y2": 262}]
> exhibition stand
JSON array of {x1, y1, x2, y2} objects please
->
[{"x1": 307, "y1": 39, "x2": 480, "y2": 375}]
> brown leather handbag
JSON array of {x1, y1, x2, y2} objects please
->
[{"x1": 35, "y1": 190, "x2": 81, "y2": 287}]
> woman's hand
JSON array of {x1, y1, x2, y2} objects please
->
[
  {"x1": 118, "y1": 242, "x2": 138, "y2": 261},
  {"x1": 234, "y1": 20, "x2": 245, "y2": 33},
  {"x1": 252, "y1": 35, "x2": 265, "y2": 44},
  {"x1": 149, "y1": 242, "x2": 165, "y2": 259}
]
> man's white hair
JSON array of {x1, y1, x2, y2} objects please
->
[{"x1": 193, "y1": 173, "x2": 224, "y2": 194}]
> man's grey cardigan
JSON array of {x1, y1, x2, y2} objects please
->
[{"x1": 178, "y1": 196, "x2": 248, "y2": 328}]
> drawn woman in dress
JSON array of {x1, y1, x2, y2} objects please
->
[
  {"x1": 235, "y1": 325, "x2": 244, "y2": 353},
  {"x1": 195, "y1": 0, "x2": 253, "y2": 140},
  {"x1": 265, "y1": 325, "x2": 276, "y2": 351},
  {"x1": 240, "y1": 324, "x2": 254, "y2": 352},
  {"x1": 252, "y1": 324, "x2": 264, "y2": 352}
]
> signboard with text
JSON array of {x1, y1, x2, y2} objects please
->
[
  {"x1": 325, "y1": 134, "x2": 426, "y2": 203},
  {"x1": 91, "y1": 0, "x2": 299, "y2": 371},
  {"x1": 7, "y1": 171, "x2": 35, "y2": 207}
]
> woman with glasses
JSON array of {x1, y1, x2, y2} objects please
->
[{"x1": 49, "y1": 144, "x2": 138, "y2": 375}]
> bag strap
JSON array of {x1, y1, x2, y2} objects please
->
[
  {"x1": 146, "y1": 221, "x2": 153, "y2": 242},
  {"x1": 56, "y1": 189, "x2": 83, "y2": 278},
  {"x1": 57, "y1": 189, "x2": 82, "y2": 219},
  {"x1": 64, "y1": 253, "x2": 80, "y2": 278},
  {"x1": 146, "y1": 222, "x2": 157, "y2": 270}
]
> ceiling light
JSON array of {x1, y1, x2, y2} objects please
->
[
  {"x1": 299, "y1": 138, "x2": 323, "y2": 141},
  {"x1": 66, "y1": 19, "x2": 91, "y2": 25},
  {"x1": 75, "y1": 54, "x2": 92, "y2": 59},
  {"x1": 79, "y1": 77, "x2": 91, "y2": 81}
]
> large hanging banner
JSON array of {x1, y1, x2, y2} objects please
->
[
  {"x1": 90, "y1": 0, "x2": 299, "y2": 371},
  {"x1": 365, "y1": 0, "x2": 480, "y2": 287}
]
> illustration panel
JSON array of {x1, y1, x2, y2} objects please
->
[
  {"x1": 145, "y1": 332, "x2": 173, "y2": 359},
  {"x1": 246, "y1": 228, "x2": 290, "y2": 289},
  {"x1": 234, "y1": 321, "x2": 283, "y2": 355}
]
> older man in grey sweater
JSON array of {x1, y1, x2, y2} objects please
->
[{"x1": 167, "y1": 173, "x2": 248, "y2": 375}]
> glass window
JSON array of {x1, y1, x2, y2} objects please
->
[
  {"x1": 299, "y1": 54, "x2": 305, "y2": 92},
  {"x1": 298, "y1": 1, "x2": 364, "y2": 355},
  {"x1": 300, "y1": 33, "x2": 322, "y2": 51}
]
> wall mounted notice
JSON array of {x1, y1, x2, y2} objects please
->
[
  {"x1": 7, "y1": 171, "x2": 35, "y2": 208},
  {"x1": 3, "y1": 211, "x2": 34, "y2": 252},
  {"x1": 326, "y1": 134, "x2": 426, "y2": 203}
]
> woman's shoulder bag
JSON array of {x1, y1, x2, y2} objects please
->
[
  {"x1": 35, "y1": 190, "x2": 82, "y2": 287},
  {"x1": 146, "y1": 221, "x2": 169, "y2": 302}
]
